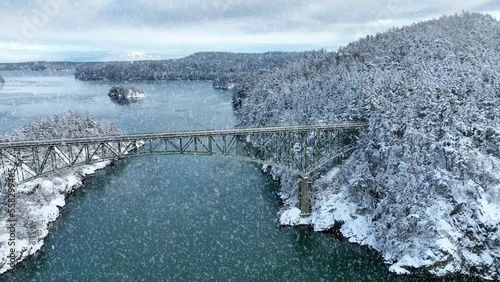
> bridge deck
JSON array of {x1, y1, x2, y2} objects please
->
[
  {"x1": 0, "y1": 123, "x2": 367, "y2": 148},
  {"x1": 1, "y1": 123, "x2": 367, "y2": 215}
]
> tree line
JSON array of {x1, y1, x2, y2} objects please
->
[{"x1": 73, "y1": 52, "x2": 310, "y2": 83}]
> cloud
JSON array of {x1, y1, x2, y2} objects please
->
[
  {"x1": 487, "y1": 9, "x2": 500, "y2": 19},
  {"x1": 0, "y1": 0, "x2": 498, "y2": 62}
]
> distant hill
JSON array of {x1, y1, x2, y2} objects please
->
[
  {"x1": 0, "y1": 61, "x2": 79, "y2": 71},
  {"x1": 236, "y1": 12, "x2": 500, "y2": 280},
  {"x1": 73, "y1": 52, "x2": 309, "y2": 82},
  {"x1": 0, "y1": 52, "x2": 310, "y2": 89}
]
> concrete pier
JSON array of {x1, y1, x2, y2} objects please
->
[{"x1": 299, "y1": 176, "x2": 312, "y2": 217}]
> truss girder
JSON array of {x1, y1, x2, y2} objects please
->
[{"x1": 0, "y1": 124, "x2": 365, "y2": 184}]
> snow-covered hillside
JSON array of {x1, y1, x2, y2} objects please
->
[
  {"x1": 236, "y1": 13, "x2": 500, "y2": 280},
  {"x1": 0, "y1": 112, "x2": 137, "y2": 275}
]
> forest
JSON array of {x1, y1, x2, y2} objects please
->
[
  {"x1": 234, "y1": 12, "x2": 500, "y2": 279},
  {"x1": 73, "y1": 52, "x2": 308, "y2": 82},
  {"x1": 0, "y1": 11, "x2": 498, "y2": 280}
]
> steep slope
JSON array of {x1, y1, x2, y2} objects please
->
[{"x1": 236, "y1": 13, "x2": 500, "y2": 279}]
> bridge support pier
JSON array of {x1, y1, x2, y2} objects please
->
[{"x1": 299, "y1": 176, "x2": 312, "y2": 217}]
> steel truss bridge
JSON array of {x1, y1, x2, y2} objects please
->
[{"x1": 0, "y1": 123, "x2": 366, "y2": 216}]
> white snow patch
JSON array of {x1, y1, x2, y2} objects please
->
[
  {"x1": 478, "y1": 197, "x2": 500, "y2": 223},
  {"x1": 340, "y1": 215, "x2": 375, "y2": 245},
  {"x1": 389, "y1": 265, "x2": 411, "y2": 275},
  {"x1": 280, "y1": 208, "x2": 302, "y2": 226},
  {"x1": 322, "y1": 167, "x2": 339, "y2": 182}
]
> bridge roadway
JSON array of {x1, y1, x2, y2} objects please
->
[
  {"x1": 0, "y1": 123, "x2": 366, "y2": 148},
  {"x1": 0, "y1": 123, "x2": 367, "y2": 216}
]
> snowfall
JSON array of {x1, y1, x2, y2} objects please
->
[
  {"x1": 0, "y1": 113, "x2": 143, "y2": 275},
  {"x1": 0, "y1": 162, "x2": 110, "y2": 274},
  {"x1": 278, "y1": 160, "x2": 500, "y2": 279}
]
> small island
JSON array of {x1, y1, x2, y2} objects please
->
[
  {"x1": 0, "y1": 75, "x2": 5, "y2": 85},
  {"x1": 108, "y1": 86, "x2": 146, "y2": 104}
]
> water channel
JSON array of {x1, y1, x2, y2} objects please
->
[{"x1": 0, "y1": 72, "x2": 457, "y2": 281}]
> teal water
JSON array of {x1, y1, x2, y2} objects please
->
[{"x1": 0, "y1": 72, "x2": 467, "y2": 281}]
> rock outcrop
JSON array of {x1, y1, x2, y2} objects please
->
[{"x1": 108, "y1": 86, "x2": 146, "y2": 104}]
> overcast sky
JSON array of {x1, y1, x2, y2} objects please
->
[{"x1": 0, "y1": 0, "x2": 499, "y2": 62}]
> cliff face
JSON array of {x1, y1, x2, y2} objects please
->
[
  {"x1": 6, "y1": 112, "x2": 123, "y2": 141},
  {"x1": 236, "y1": 13, "x2": 500, "y2": 279},
  {"x1": 0, "y1": 62, "x2": 78, "y2": 72}
]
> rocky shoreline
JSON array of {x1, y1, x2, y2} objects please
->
[
  {"x1": 0, "y1": 113, "x2": 143, "y2": 275},
  {"x1": 0, "y1": 161, "x2": 110, "y2": 275}
]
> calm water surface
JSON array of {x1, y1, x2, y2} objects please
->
[{"x1": 0, "y1": 72, "x2": 458, "y2": 281}]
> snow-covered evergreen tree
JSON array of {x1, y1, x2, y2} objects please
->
[
  {"x1": 6, "y1": 111, "x2": 122, "y2": 141},
  {"x1": 235, "y1": 12, "x2": 500, "y2": 280}
]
